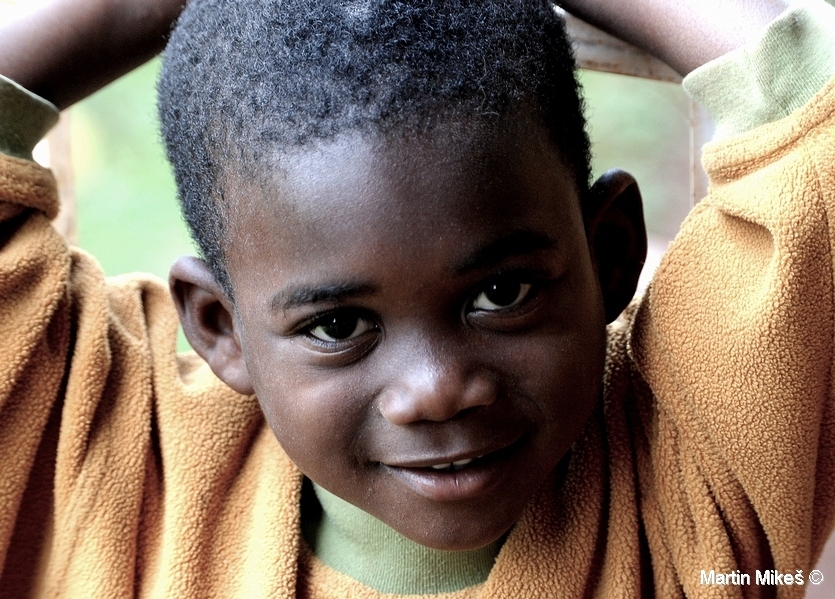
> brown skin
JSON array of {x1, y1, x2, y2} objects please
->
[{"x1": 170, "y1": 114, "x2": 647, "y2": 549}]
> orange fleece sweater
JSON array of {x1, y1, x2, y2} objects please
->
[{"x1": 2, "y1": 78, "x2": 835, "y2": 599}]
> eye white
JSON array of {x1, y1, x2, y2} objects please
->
[
  {"x1": 472, "y1": 282, "x2": 532, "y2": 311},
  {"x1": 309, "y1": 316, "x2": 374, "y2": 342}
]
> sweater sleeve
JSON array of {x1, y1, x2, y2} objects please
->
[
  {"x1": 0, "y1": 66, "x2": 277, "y2": 597},
  {"x1": 628, "y1": 5, "x2": 835, "y2": 595},
  {"x1": 0, "y1": 137, "x2": 72, "y2": 593},
  {"x1": 0, "y1": 70, "x2": 159, "y2": 596}
]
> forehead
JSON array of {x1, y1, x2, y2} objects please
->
[{"x1": 223, "y1": 115, "x2": 584, "y2": 293}]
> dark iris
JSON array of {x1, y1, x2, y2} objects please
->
[
  {"x1": 483, "y1": 281, "x2": 523, "y2": 307},
  {"x1": 317, "y1": 315, "x2": 360, "y2": 340}
]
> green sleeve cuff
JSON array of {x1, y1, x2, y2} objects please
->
[
  {"x1": 683, "y1": 0, "x2": 835, "y2": 140},
  {"x1": 0, "y1": 74, "x2": 59, "y2": 161}
]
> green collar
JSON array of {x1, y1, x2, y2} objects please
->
[{"x1": 301, "y1": 481, "x2": 502, "y2": 594}]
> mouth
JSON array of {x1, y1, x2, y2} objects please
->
[{"x1": 380, "y1": 438, "x2": 526, "y2": 502}]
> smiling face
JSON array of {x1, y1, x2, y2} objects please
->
[{"x1": 171, "y1": 112, "x2": 646, "y2": 551}]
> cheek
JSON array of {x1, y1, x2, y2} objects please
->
[
  {"x1": 243, "y1": 339, "x2": 375, "y2": 476},
  {"x1": 498, "y1": 269, "x2": 606, "y2": 436},
  {"x1": 498, "y1": 323, "x2": 604, "y2": 418}
]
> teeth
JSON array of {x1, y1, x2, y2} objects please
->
[{"x1": 430, "y1": 458, "x2": 475, "y2": 471}]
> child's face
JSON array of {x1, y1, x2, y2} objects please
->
[{"x1": 172, "y1": 113, "x2": 644, "y2": 551}]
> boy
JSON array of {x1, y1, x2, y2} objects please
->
[{"x1": 1, "y1": 0, "x2": 834, "y2": 596}]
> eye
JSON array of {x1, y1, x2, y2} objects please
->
[
  {"x1": 472, "y1": 280, "x2": 533, "y2": 311},
  {"x1": 307, "y1": 312, "x2": 376, "y2": 343}
]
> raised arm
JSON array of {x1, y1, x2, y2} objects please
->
[
  {"x1": 558, "y1": 0, "x2": 792, "y2": 75},
  {"x1": 0, "y1": 0, "x2": 185, "y2": 109},
  {"x1": 566, "y1": 0, "x2": 835, "y2": 592}
]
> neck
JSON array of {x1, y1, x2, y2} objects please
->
[{"x1": 301, "y1": 481, "x2": 502, "y2": 594}]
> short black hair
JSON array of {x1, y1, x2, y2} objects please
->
[{"x1": 158, "y1": 0, "x2": 591, "y2": 298}]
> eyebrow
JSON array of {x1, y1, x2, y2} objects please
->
[
  {"x1": 452, "y1": 229, "x2": 557, "y2": 273},
  {"x1": 271, "y1": 282, "x2": 376, "y2": 311},
  {"x1": 270, "y1": 230, "x2": 554, "y2": 311}
]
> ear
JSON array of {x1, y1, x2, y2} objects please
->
[
  {"x1": 584, "y1": 169, "x2": 648, "y2": 323},
  {"x1": 169, "y1": 256, "x2": 255, "y2": 395}
]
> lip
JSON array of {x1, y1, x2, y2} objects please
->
[{"x1": 381, "y1": 438, "x2": 525, "y2": 502}]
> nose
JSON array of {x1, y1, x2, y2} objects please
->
[{"x1": 378, "y1": 348, "x2": 497, "y2": 425}]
